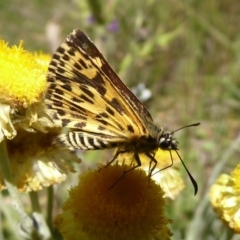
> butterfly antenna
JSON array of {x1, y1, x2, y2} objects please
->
[
  {"x1": 172, "y1": 122, "x2": 200, "y2": 133},
  {"x1": 174, "y1": 150, "x2": 198, "y2": 195}
]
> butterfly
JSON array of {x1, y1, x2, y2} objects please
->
[{"x1": 45, "y1": 29, "x2": 199, "y2": 194}]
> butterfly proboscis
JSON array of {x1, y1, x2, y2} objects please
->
[{"x1": 149, "y1": 122, "x2": 200, "y2": 195}]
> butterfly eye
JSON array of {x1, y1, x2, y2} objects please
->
[
  {"x1": 159, "y1": 138, "x2": 171, "y2": 150},
  {"x1": 158, "y1": 132, "x2": 178, "y2": 150},
  {"x1": 159, "y1": 137, "x2": 171, "y2": 149}
]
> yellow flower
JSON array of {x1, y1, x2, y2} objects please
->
[
  {"x1": 209, "y1": 164, "x2": 240, "y2": 233},
  {"x1": 0, "y1": 40, "x2": 47, "y2": 108},
  {"x1": 117, "y1": 149, "x2": 185, "y2": 199},
  {"x1": 55, "y1": 163, "x2": 172, "y2": 240},
  {"x1": 0, "y1": 39, "x2": 54, "y2": 141},
  {"x1": 0, "y1": 128, "x2": 81, "y2": 192},
  {"x1": 152, "y1": 150, "x2": 185, "y2": 199},
  {"x1": 0, "y1": 38, "x2": 80, "y2": 192}
]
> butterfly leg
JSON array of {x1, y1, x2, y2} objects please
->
[
  {"x1": 105, "y1": 149, "x2": 129, "y2": 168},
  {"x1": 150, "y1": 151, "x2": 174, "y2": 177},
  {"x1": 145, "y1": 152, "x2": 157, "y2": 177},
  {"x1": 108, "y1": 152, "x2": 142, "y2": 189}
]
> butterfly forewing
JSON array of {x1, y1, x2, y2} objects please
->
[{"x1": 46, "y1": 29, "x2": 155, "y2": 150}]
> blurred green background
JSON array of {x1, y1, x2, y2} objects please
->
[{"x1": 1, "y1": 0, "x2": 240, "y2": 239}]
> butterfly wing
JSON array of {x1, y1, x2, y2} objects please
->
[{"x1": 45, "y1": 29, "x2": 154, "y2": 150}]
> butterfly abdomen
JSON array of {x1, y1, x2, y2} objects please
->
[{"x1": 56, "y1": 131, "x2": 123, "y2": 150}]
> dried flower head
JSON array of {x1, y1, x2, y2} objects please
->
[
  {"x1": 0, "y1": 38, "x2": 80, "y2": 192},
  {"x1": 55, "y1": 163, "x2": 172, "y2": 240}
]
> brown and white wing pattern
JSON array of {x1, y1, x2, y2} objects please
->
[{"x1": 45, "y1": 29, "x2": 155, "y2": 150}]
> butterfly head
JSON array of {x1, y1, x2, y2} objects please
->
[
  {"x1": 157, "y1": 122, "x2": 200, "y2": 151},
  {"x1": 158, "y1": 130, "x2": 178, "y2": 151},
  {"x1": 156, "y1": 123, "x2": 200, "y2": 195}
]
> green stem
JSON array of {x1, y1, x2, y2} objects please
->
[
  {"x1": 0, "y1": 139, "x2": 33, "y2": 236},
  {"x1": 30, "y1": 191, "x2": 41, "y2": 213},
  {"x1": 0, "y1": 194, "x2": 3, "y2": 240},
  {"x1": 47, "y1": 186, "x2": 54, "y2": 233},
  {"x1": 29, "y1": 191, "x2": 52, "y2": 239}
]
